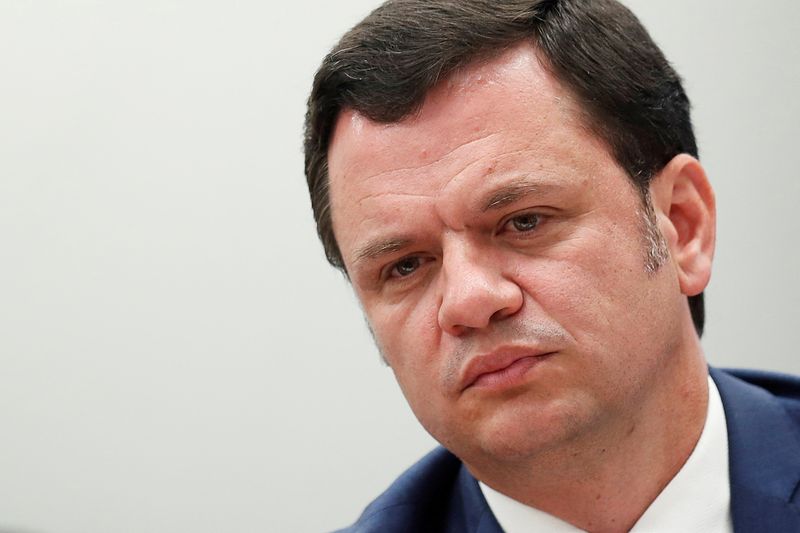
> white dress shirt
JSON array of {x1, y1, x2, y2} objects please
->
[{"x1": 480, "y1": 376, "x2": 733, "y2": 532}]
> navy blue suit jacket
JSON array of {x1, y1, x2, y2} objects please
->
[{"x1": 337, "y1": 368, "x2": 800, "y2": 532}]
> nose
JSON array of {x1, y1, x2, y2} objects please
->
[{"x1": 437, "y1": 241, "x2": 524, "y2": 336}]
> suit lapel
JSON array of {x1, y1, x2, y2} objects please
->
[{"x1": 710, "y1": 368, "x2": 800, "y2": 531}]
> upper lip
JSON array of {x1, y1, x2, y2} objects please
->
[{"x1": 459, "y1": 345, "x2": 554, "y2": 391}]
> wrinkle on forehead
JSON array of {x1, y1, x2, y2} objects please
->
[
  {"x1": 362, "y1": 141, "x2": 542, "y2": 193},
  {"x1": 356, "y1": 191, "x2": 433, "y2": 205}
]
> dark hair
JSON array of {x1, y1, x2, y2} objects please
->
[{"x1": 304, "y1": 0, "x2": 705, "y2": 336}]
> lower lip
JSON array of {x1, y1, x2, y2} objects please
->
[{"x1": 470, "y1": 354, "x2": 553, "y2": 391}]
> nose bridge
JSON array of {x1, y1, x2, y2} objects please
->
[{"x1": 438, "y1": 234, "x2": 523, "y2": 335}]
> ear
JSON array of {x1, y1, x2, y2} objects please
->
[{"x1": 649, "y1": 154, "x2": 716, "y2": 296}]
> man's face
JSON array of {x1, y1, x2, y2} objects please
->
[{"x1": 326, "y1": 44, "x2": 688, "y2": 466}]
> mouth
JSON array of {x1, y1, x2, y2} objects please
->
[{"x1": 460, "y1": 349, "x2": 555, "y2": 392}]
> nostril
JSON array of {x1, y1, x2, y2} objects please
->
[{"x1": 491, "y1": 306, "x2": 513, "y2": 322}]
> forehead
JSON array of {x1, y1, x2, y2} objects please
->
[{"x1": 327, "y1": 43, "x2": 581, "y2": 190}]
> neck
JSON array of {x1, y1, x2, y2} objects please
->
[{"x1": 467, "y1": 339, "x2": 709, "y2": 533}]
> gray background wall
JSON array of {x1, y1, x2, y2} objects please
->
[{"x1": 1, "y1": 1, "x2": 797, "y2": 532}]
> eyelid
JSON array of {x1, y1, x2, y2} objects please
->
[
  {"x1": 381, "y1": 254, "x2": 435, "y2": 282},
  {"x1": 497, "y1": 209, "x2": 544, "y2": 234}
]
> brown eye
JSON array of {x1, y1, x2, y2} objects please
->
[
  {"x1": 508, "y1": 214, "x2": 540, "y2": 232},
  {"x1": 391, "y1": 257, "x2": 422, "y2": 277}
]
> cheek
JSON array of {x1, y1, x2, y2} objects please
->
[
  {"x1": 374, "y1": 299, "x2": 455, "y2": 438},
  {"x1": 517, "y1": 236, "x2": 656, "y2": 341},
  {"x1": 518, "y1": 233, "x2": 682, "y2": 382},
  {"x1": 367, "y1": 289, "x2": 443, "y2": 382}
]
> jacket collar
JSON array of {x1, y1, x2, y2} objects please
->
[{"x1": 709, "y1": 367, "x2": 800, "y2": 530}]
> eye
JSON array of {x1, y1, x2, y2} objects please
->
[
  {"x1": 389, "y1": 256, "x2": 424, "y2": 278},
  {"x1": 503, "y1": 213, "x2": 541, "y2": 233}
]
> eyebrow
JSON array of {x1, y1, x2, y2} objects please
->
[
  {"x1": 354, "y1": 237, "x2": 413, "y2": 264},
  {"x1": 481, "y1": 180, "x2": 547, "y2": 212}
]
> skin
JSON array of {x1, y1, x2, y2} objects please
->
[{"x1": 327, "y1": 43, "x2": 716, "y2": 532}]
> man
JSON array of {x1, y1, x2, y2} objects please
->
[{"x1": 303, "y1": 1, "x2": 800, "y2": 531}]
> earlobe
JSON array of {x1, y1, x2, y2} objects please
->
[{"x1": 649, "y1": 154, "x2": 716, "y2": 296}]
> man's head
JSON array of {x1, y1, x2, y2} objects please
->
[
  {"x1": 303, "y1": 0, "x2": 715, "y2": 467},
  {"x1": 305, "y1": 0, "x2": 706, "y2": 335}
]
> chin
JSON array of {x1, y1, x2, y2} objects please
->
[
  {"x1": 486, "y1": 420, "x2": 573, "y2": 461},
  {"x1": 447, "y1": 399, "x2": 591, "y2": 464}
]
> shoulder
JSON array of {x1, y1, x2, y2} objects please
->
[
  {"x1": 334, "y1": 447, "x2": 465, "y2": 533},
  {"x1": 712, "y1": 367, "x2": 800, "y2": 426},
  {"x1": 716, "y1": 367, "x2": 800, "y2": 396}
]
